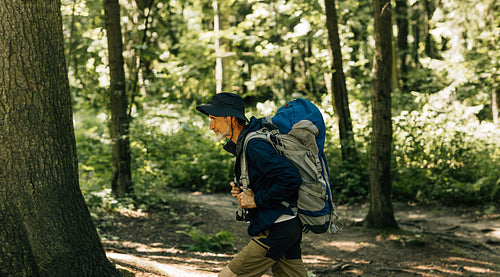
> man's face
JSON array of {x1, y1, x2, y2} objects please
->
[{"x1": 209, "y1": 115, "x2": 232, "y2": 141}]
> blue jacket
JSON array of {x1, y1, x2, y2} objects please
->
[{"x1": 224, "y1": 117, "x2": 302, "y2": 236}]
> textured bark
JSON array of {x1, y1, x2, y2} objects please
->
[
  {"x1": 396, "y1": 0, "x2": 409, "y2": 82},
  {"x1": 423, "y1": 0, "x2": 435, "y2": 57},
  {"x1": 324, "y1": 0, "x2": 359, "y2": 163},
  {"x1": 493, "y1": 87, "x2": 500, "y2": 126},
  {"x1": 366, "y1": 0, "x2": 398, "y2": 229},
  {"x1": 411, "y1": 2, "x2": 421, "y2": 67},
  {"x1": 104, "y1": 0, "x2": 132, "y2": 197},
  {"x1": 0, "y1": 0, "x2": 122, "y2": 275}
]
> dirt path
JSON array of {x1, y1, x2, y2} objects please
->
[{"x1": 101, "y1": 192, "x2": 500, "y2": 276}]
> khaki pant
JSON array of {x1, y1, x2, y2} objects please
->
[{"x1": 219, "y1": 218, "x2": 306, "y2": 277}]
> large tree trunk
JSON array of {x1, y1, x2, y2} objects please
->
[
  {"x1": 324, "y1": 0, "x2": 359, "y2": 164},
  {"x1": 104, "y1": 0, "x2": 132, "y2": 197},
  {"x1": 0, "y1": 0, "x2": 121, "y2": 275},
  {"x1": 366, "y1": 0, "x2": 398, "y2": 229}
]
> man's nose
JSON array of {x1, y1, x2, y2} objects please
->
[{"x1": 209, "y1": 119, "x2": 215, "y2": 130}]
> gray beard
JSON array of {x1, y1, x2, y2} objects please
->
[{"x1": 214, "y1": 131, "x2": 228, "y2": 141}]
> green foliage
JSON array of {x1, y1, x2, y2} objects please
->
[
  {"x1": 66, "y1": 0, "x2": 499, "y2": 210},
  {"x1": 322, "y1": 98, "x2": 371, "y2": 205},
  {"x1": 177, "y1": 227, "x2": 237, "y2": 252},
  {"x1": 84, "y1": 188, "x2": 136, "y2": 214},
  {"x1": 331, "y1": 158, "x2": 369, "y2": 204},
  {"x1": 74, "y1": 109, "x2": 112, "y2": 192},
  {"x1": 392, "y1": 90, "x2": 500, "y2": 204},
  {"x1": 75, "y1": 102, "x2": 235, "y2": 208},
  {"x1": 130, "y1": 101, "x2": 234, "y2": 203}
]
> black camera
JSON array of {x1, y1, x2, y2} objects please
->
[{"x1": 236, "y1": 207, "x2": 250, "y2": 222}]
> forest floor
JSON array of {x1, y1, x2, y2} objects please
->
[{"x1": 97, "y1": 192, "x2": 500, "y2": 277}]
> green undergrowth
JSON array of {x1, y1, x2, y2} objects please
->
[{"x1": 176, "y1": 226, "x2": 239, "y2": 252}]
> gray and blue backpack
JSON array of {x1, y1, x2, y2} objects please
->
[{"x1": 239, "y1": 98, "x2": 342, "y2": 234}]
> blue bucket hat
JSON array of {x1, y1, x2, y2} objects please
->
[{"x1": 196, "y1": 92, "x2": 249, "y2": 122}]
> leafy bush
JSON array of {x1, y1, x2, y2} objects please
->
[
  {"x1": 75, "y1": 103, "x2": 235, "y2": 209},
  {"x1": 130, "y1": 102, "x2": 234, "y2": 202},
  {"x1": 322, "y1": 99, "x2": 371, "y2": 205},
  {"x1": 325, "y1": 147, "x2": 369, "y2": 204},
  {"x1": 84, "y1": 188, "x2": 136, "y2": 214},
  {"x1": 392, "y1": 90, "x2": 500, "y2": 204},
  {"x1": 177, "y1": 227, "x2": 237, "y2": 252},
  {"x1": 74, "y1": 109, "x2": 112, "y2": 193}
]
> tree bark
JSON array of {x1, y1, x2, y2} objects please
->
[
  {"x1": 324, "y1": 0, "x2": 359, "y2": 164},
  {"x1": 366, "y1": 0, "x2": 398, "y2": 229},
  {"x1": 66, "y1": 0, "x2": 77, "y2": 70},
  {"x1": 213, "y1": 0, "x2": 223, "y2": 94},
  {"x1": 395, "y1": 0, "x2": 409, "y2": 87},
  {"x1": 104, "y1": 0, "x2": 132, "y2": 197},
  {"x1": 411, "y1": 2, "x2": 421, "y2": 67},
  {"x1": 129, "y1": 0, "x2": 155, "y2": 117},
  {"x1": 423, "y1": 0, "x2": 435, "y2": 58},
  {"x1": 0, "y1": 0, "x2": 122, "y2": 275},
  {"x1": 493, "y1": 87, "x2": 500, "y2": 127}
]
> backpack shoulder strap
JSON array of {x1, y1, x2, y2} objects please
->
[
  {"x1": 240, "y1": 129, "x2": 299, "y2": 212},
  {"x1": 239, "y1": 130, "x2": 268, "y2": 190}
]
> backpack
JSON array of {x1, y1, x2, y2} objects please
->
[{"x1": 239, "y1": 98, "x2": 341, "y2": 234}]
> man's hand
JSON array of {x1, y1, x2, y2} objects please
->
[
  {"x1": 238, "y1": 189, "x2": 257, "y2": 209},
  {"x1": 230, "y1": 182, "x2": 241, "y2": 198},
  {"x1": 230, "y1": 182, "x2": 256, "y2": 208}
]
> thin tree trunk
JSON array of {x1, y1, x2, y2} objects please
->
[
  {"x1": 66, "y1": 0, "x2": 77, "y2": 70},
  {"x1": 392, "y1": 24, "x2": 400, "y2": 91},
  {"x1": 493, "y1": 87, "x2": 499, "y2": 127},
  {"x1": 325, "y1": 0, "x2": 359, "y2": 163},
  {"x1": 299, "y1": 36, "x2": 315, "y2": 97},
  {"x1": 289, "y1": 48, "x2": 297, "y2": 95},
  {"x1": 411, "y1": 2, "x2": 421, "y2": 67},
  {"x1": 213, "y1": 0, "x2": 223, "y2": 94},
  {"x1": 104, "y1": 0, "x2": 132, "y2": 197},
  {"x1": 366, "y1": 0, "x2": 398, "y2": 229},
  {"x1": 0, "y1": 0, "x2": 122, "y2": 275},
  {"x1": 129, "y1": 0, "x2": 155, "y2": 118},
  {"x1": 396, "y1": 0, "x2": 409, "y2": 77},
  {"x1": 423, "y1": 0, "x2": 435, "y2": 57}
]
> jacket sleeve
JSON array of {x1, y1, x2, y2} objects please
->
[{"x1": 245, "y1": 138, "x2": 302, "y2": 209}]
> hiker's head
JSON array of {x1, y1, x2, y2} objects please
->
[{"x1": 196, "y1": 92, "x2": 248, "y2": 141}]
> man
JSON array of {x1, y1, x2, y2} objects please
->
[{"x1": 197, "y1": 93, "x2": 307, "y2": 277}]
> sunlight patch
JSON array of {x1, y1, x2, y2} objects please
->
[
  {"x1": 463, "y1": 266, "x2": 498, "y2": 274},
  {"x1": 413, "y1": 264, "x2": 463, "y2": 275},
  {"x1": 486, "y1": 229, "x2": 500, "y2": 239},
  {"x1": 302, "y1": 255, "x2": 333, "y2": 264},
  {"x1": 406, "y1": 214, "x2": 427, "y2": 220},
  {"x1": 323, "y1": 241, "x2": 376, "y2": 252},
  {"x1": 444, "y1": 257, "x2": 496, "y2": 267},
  {"x1": 107, "y1": 252, "x2": 216, "y2": 277}
]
